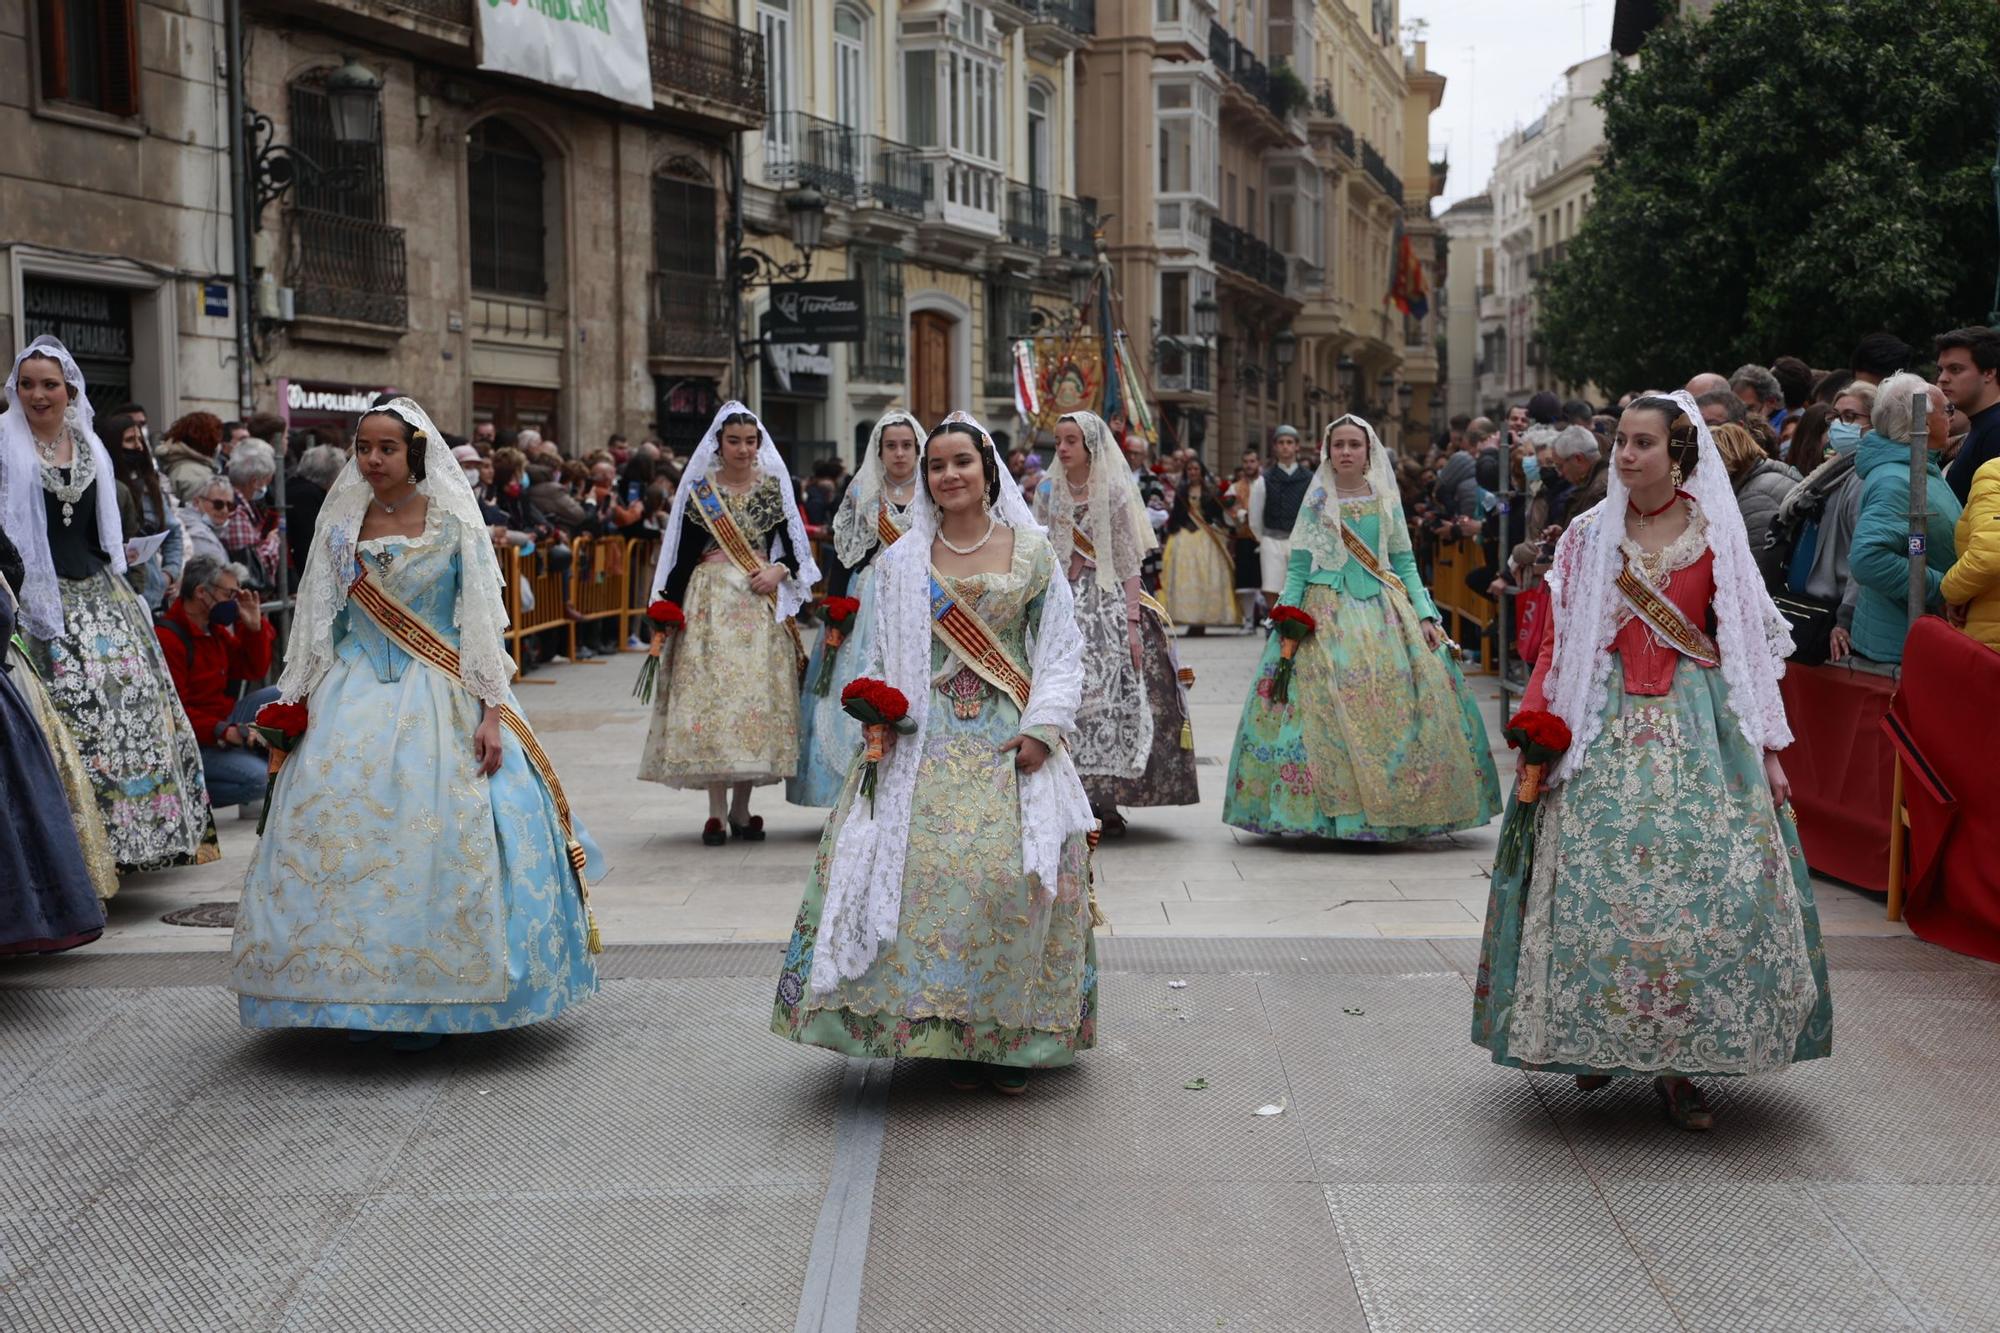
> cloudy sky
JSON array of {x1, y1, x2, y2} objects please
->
[{"x1": 1404, "y1": 0, "x2": 1620, "y2": 213}]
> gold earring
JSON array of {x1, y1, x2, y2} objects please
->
[{"x1": 1670, "y1": 462, "x2": 1683, "y2": 489}]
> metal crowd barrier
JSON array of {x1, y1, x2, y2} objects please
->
[{"x1": 496, "y1": 535, "x2": 662, "y2": 674}]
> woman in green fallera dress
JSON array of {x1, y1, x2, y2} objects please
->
[
  {"x1": 1471, "y1": 392, "x2": 1831, "y2": 1132},
  {"x1": 772, "y1": 412, "x2": 1098, "y2": 1096},
  {"x1": 1223, "y1": 414, "x2": 1500, "y2": 840}
]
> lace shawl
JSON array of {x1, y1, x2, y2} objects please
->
[
  {"x1": 0, "y1": 336, "x2": 128, "y2": 640},
  {"x1": 280, "y1": 397, "x2": 516, "y2": 706},
  {"x1": 1041, "y1": 410, "x2": 1154, "y2": 591},
  {"x1": 648, "y1": 400, "x2": 820, "y2": 621},
  {"x1": 1542, "y1": 389, "x2": 1793, "y2": 785},
  {"x1": 1291, "y1": 413, "x2": 1412, "y2": 578},
  {"x1": 831, "y1": 409, "x2": 924, "y2": 569},
  {"x1": 810, "y1": 410, "x2": 1095, "y2": 996}
]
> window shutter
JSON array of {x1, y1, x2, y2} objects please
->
[
  {"x1": 102, "y1": 0, "x2": 140, "y2": 116},
  {"x1": 37, "y1": 0, "x2": 71, "y2": 102}
]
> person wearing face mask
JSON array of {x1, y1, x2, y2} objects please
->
[
  {"x1": 218, "y1": 438, "x2": 283, "y2": 590},
  {"x1": 1765, "y1": 382, "x2": 1874, "y2": 664},
  {"x1": 183, "y1": 477, "x2": 234, "y2": 566},
  {"x1": 155, "y1": 555, "x2": 278, "y2": 814}
]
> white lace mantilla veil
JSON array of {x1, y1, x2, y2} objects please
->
[
  {"x1": 1291, "y1": 413, "x2": 1412, "y2": 578},
  {"x1": 1542, "y1": 388, "x2": 1793, "y2": 786},
  {"x1": 279, "y1": 396, "x2": 516, "y2": 707},
  {"x1": 1043, "y1": 409, "x2": 1155, "y2": 592},
  {"x1": 647, "y1": 400, "x2": 820, "y2": 621},
  {"x1": 809, "y1": 409, "x2": 1095, "y2": 996},
  {"x1": 831, "y1": 408, "x2": 924, "y2": 569},
  {"x1": 0, "y1": 335, "x2": 128, "y2": 640}
]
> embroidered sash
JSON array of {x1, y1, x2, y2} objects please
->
[
  {"x1": 928, "y1": 570, "x2": 1034, "y2": 713},
  {"x1": 347, "y1": 566, "x2": 601, "y2": 949},
  {"x1": 1070, "y1": 526, "x2": 1174, "y2": 628},
  {"x1": 689, "y1": 475, "x2": 806, "y2": 667},
  {"x1": 1615, "y1": 557, "x2": 1721, "y2": 667},
  {"x1": 1185, "y1": 495, "x2": 1236, "y2": 568},
  {"x1": 876, "y1": 502, "x2": 905, "y2": 551},
  {"x1": 1339, "y1": 521, "x2": 1414, "y2": 604}
]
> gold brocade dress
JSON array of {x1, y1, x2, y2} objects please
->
[{"x1": 638, "y1": 477, "x2": 802, "y2": 788}]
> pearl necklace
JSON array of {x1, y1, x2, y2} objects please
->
[
  {"x1": 936, "y1": 513, "x2": 997, "y2": 555},
  {"x1": 35, "y1": 427, "x2": 92, "y2": 527}
]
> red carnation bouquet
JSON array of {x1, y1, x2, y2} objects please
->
[
  {"x1": 632, "y1": 598, "x2": 686, "y2": 704},
  {"x1": 812, "y1": 595, "x2": 863, "y2": 697},
  {"x1": 840, "y1": 677, "x2": 915, "y2": 812},
  {"x1": 249, "y1": 700, "x2": 309, "y2": 836},
  {"x1": 1492, "y1": 707, "x2": 1573, "y2": 882},
  {"x1": 1266, "y1": 605, "x2": 1317, "y2": 704}
]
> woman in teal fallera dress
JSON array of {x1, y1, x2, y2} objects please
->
[
  {"x1": 230, "y1": 399, "x2": 600, "y2": 1044},
  {"x1": 1471, "y1": 393, "x2": 1830, "y2": 1131},
  {"x1": 773, "y1": 412, "x2": 1099, "y2": 1095},
  {"x1": 1223, "y1": 414, "x2": 1500, "y2": 841}
]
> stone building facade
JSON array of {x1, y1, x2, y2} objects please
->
[
  {"x1": 2, "y1": 0, "x2": 239, "y2": 421},
  {"x1": 1074, "y1": 0, "x2": 1442, "y2": 469},
  {"x1": 735, "y1": 0, "x2": 1091, "y2": 468},
  {"x1": 241, "y1": 0, "x2": 762, "y2": 452}
]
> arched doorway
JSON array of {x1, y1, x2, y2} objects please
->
[{"x1": 911, "y1": 310, "x2": 956, "y2": 426}]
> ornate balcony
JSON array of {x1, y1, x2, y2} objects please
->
[
  {"x1": 285, "y1": 208, "x2": 408, "y2": 330},
  {"x1": 764, "y1": 111, "x2": 861, "y2": 202},
  {"x1": 648, "y1": 3, "x2": 766, "y2": 122},
  {"x1": 1209, "y1": 218, "x2": 1287, "y2": 296},
  {"x1": 648, "y1": 272, "x2": 732, "y2": 362},
  {"x1": 860, "y1": 135, "x2": 926, "y2": 216},
  {"x1": 1155, "y1": 339, "x2": 1212, "y2": 395},
  {"x1": 1005, "y1": 183, "x2": 1051, "y2": 251},
  {"x1": 1359, "y1": 137, "x2": 1404, "y2": 206},
  {"x1": 1022, "y1": 0, "x2": 1092, "y2": 58},
  {"x1": 1057, "y1": 195, "x2": 1096, "y2": 260}
]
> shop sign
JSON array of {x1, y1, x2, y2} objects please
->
[
  {"x1": 23, "y1": 279, "x2": 131, "y2": 361},
  {"x1": 763, "y1": 342, "x2": 832, "y2": 400},
  {"x1": 767, "y1": 281, "x2": 865, "y2": 344}
]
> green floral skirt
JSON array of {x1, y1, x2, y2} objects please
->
[
  {"x1": 1472, "y1": 659, "x2": 1833, "y2": 1077},
  {"x1": 1222, "y1": 582, "x2": 1500, "y2": 840},
  {"x1": 772, "y1": 693, "x2": 1098, "y2": 1069}
]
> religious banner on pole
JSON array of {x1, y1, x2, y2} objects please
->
[
  {"x1": 1030, "y1": 333, "x2": 1103, "y2": 434},
  {"x1": 478, "y1": 0, "x2": 654, "y2": 111}
]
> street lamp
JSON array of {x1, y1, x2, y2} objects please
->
[
  {"x1": 1193, "y1": 294, "x2": 1219, "y2": 340},
  {"x1": 323, "y1": 54, "x2": 384, "y2": 146},
  {"x1": 1376, "y1": 370, "x2": 1395, "y2": 414},
  {"x1": 1273, "y1": 328, "x2": 1297, "y2": 372},
  {"x1": 1397, "y1": 382, "x2": 1414, "y2": 417},
  {"x1": 735, "y1": 188, "x2": 827, "y2": 287},
  {"x1": 784, "y1": 187, "x2": 828, "y2": 255}
]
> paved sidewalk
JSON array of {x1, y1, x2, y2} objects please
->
[
  {"x1": 108, "y1": 628, "x2": 1907, "y2": 952},
  {"x1": 4, "y1": 937, "x2": 1996, "y2": 1332}
]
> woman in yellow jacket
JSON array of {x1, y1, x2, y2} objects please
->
[{"x1": 1941, "y1": 454, "x2": 2000, "y2": 651}]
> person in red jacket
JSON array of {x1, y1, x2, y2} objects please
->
[{"x1": 156, "y1": 554, "x2": 277, "y2": 811}]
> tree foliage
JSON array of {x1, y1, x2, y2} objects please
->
[{"x1": 1540, "y1": 0, "x2": 2000, "y2": 394}]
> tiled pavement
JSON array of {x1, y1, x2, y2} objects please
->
[{"x1": 9, "y1": 631, "x2": 1974, "y2": 1332}]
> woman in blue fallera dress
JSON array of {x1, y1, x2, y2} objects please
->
[
  {"x1": 789, "y1": 409, "x2": 922, "y2": 808},
  {"x1": 229, "y1": 398, "x2": 600, "y2": 1045}
]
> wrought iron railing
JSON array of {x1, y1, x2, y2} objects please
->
[
  {"x1": 650, "y1": 4, "x2": 766, "y2": 115},
  {"x1": 379, "y1": 0, "x2": 472, "y2": 28},
  {"x1": 1209, "y1": 218, "x2": 1287, "y2": 295},
  {"x1": 1057, "y1": 195, "x2": 1095, "y2": 260},
  {"x1": 765, "y1": 111, "x2": 860, "y2": 202},
  {"x1": 861, "y1": 135, "x2": 926, "y2": 216},
  {"x1": 1208, "y1": 17, "x2": 1230, "y2": 67},
  {"x1": 1327, "y1": 120, "x2": 1356, "y2": 160},
  {"x1": 1005, "y1": 183, "x2": 1051, "y2": 250},
  {"x1": 1360, "y1": 137, "x2": 1403, "y2": 205},
  {"x1": 1027, "y1": 0, "x2": 1095, "y2": 32},
  {"x1": 286, "y1": 208, "x2": 408, "y2": 328},
  {"x1": 648, "y1": 272, "x2": 732, "y2": 360},
  {"x1": 1312, "y1": 80, "x2": 1337, "y2": 118}
]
